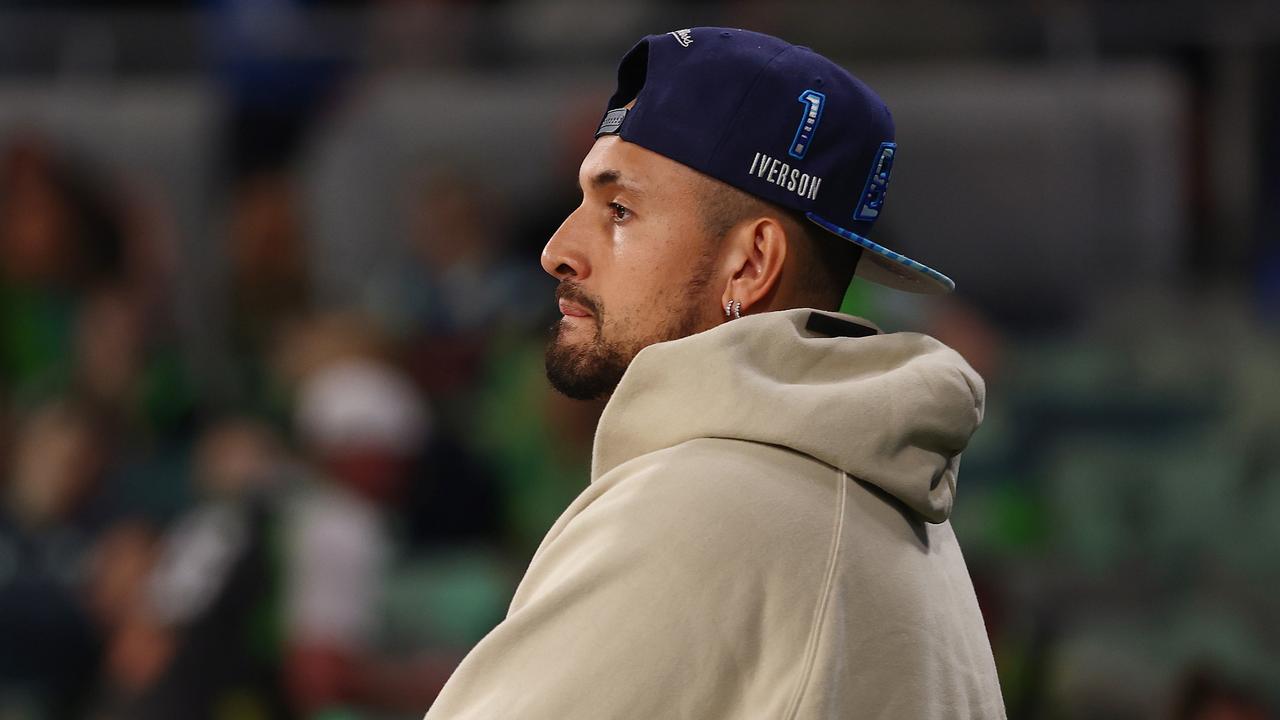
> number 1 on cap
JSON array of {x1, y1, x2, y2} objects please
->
[{"x1": 789, "y1": 90, "x2": 826, "y2": 160}]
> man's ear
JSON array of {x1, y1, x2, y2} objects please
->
[{"x1": 720, "y1": 216, "x2": 787, "y2": 315}]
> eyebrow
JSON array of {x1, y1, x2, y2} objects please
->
[{"x1": 578, "y1": 168, "x2": 645, "y2": 197}]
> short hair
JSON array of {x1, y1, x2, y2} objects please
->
[{"x1": 696, "y1": 177, "x2": 861, "y2": 310}]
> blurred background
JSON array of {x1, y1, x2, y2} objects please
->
[{"x1": 0, "y1": 0, "x2": 1276, "y2": 718}]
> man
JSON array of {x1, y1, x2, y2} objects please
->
[{"x1": 425, "y1": 27, "x2": 1004, "y2": 719}]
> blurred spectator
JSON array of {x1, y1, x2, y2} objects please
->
[
  {"x1": 279, "y1": 317, "x2": 504, "y2": 542},
  {"x1": 73, "y1": 284, "x2": 198, "y2": 522},
  {"x1": 97, "y1": 417, "x2": 288, "y2": 720},
  {"x1": 226, "y1": 170, "x2": 313, "y2": 415},
  {"x1": 76, "y1": 283, "x2": 197, "y2": 438},
  {"x1": 368, "y1": 169, "x2": 547, "y2": 403},
  {"x1": 0, "y1": 401, "x2": 110, "y2": 719},
  {"x1": 85, "y1": 520, "x2": 168, "y2": 717},
  {"x1": 0, "y1": 134, "x2": 125, "y2": 286},
  {"x1": 285, "y1": 355, "x2": 505, "y2": 716},
  {"x1": 0, "y1": 135, "x2": 126, "y2": 407},
  {"x1": 293, "y1": 358, "x2": 428, "y2": 504},
  {"x1": 75, "y1": 286, "x2": 146, "y2": 420}
]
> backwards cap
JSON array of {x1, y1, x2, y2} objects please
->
[{"x1": 595, "y1": 27, "x2": 953, "y2": 294}]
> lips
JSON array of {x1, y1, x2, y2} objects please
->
[{"x1": 558, "y1": 298, "x2": 592, "y2": 318}]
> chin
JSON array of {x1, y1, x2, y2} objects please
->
[{"x1": 545, "y1": 323, "x2": 630, "y2": 401}]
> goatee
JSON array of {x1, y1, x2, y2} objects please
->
[{"x1": 544, "y1": 318, "x2": 631, "y2": 401}]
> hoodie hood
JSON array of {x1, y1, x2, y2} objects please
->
[{"x1": 590, "y1": 309, "x2": 985, "y2": 523}]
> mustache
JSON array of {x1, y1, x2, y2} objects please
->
[{"x1": 555, "y1": 281, "x2": 602, "y2": 319}]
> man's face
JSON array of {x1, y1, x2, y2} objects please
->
[{"x1": 542, "y1": 135, "x2": 723, "y2": 400}]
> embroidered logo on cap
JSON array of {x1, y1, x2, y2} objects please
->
[
  {"x1": 788, "y1": 89, "x2": 825, "y2": 159},
  {"x1": 853, "y1": 142, "x2": 896, "y2": 221},
  {"x1": 747, "y1": 152, "x2": 823, "y2": 201},
  {"x1": 669, "y1": 29, "x2": 693, "y2": 47}
]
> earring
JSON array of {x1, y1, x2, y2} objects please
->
[{"x1": 724, "y1": 300, "x2": 742, "y2": 320}]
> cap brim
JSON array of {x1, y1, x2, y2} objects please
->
[{"x1": 806, "y1": 212, "x2": 954, "y2": 294}]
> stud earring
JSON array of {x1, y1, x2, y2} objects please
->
[{"x1": 724, "y1": 300, "x2": 742, "y2": 319}]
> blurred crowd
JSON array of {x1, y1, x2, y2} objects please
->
[
  {"x1": 0, "y1": 96, "x2": 602, "y2": 717},
  {"x1": 0, "y1": 1, "x2": 1279, "y2": 720}
]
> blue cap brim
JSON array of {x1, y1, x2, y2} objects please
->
[{"x1": 806, "y1": 212, "x2": 955, "y2": 294}]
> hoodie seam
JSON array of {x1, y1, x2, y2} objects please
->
[{"x1": 782, "y1": 467, "x2": 847, "y2": 720}]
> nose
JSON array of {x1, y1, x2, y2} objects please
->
[{"x1": 541, "y1": 206, "x2": 589, "y2": 281}]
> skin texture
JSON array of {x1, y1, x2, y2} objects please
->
[{"x1": 542, "y1": 133, "x2": 807, "y2": 400}]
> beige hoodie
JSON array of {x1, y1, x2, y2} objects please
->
[{"x1": 425, "y1": 308, "x2": 1005, "y2": 719}]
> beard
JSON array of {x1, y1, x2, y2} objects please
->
[
  {"x1": 545, "y1": 275, "x2": 710, "y2": 401},
  {"x1": 544, "y1": 316, "x2": 630, "y2": 401}
]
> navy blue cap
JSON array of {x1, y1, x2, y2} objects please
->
[{"x1": 595, "y1": 27, "x2": 954, "y2": 294}]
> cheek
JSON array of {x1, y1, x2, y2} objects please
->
[
  {"x1": 614, "y1": 210, "x2": 706, "y2": 271},
  {"x1": 606, "y1": 235, "x2": 680, "y2": 311},
  {"x1": 604, "y1": 221, "x2": 710, "y2": 325}
]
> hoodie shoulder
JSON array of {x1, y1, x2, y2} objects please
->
[
  {"x1": 592, "y1": 438, "x2": 840, "y2": 575},
  {"x1": 598, "y1": 437, "x2": 833, "y2": 522},
  {"x1": 433, "y1": 438, "x2": 854, "y2": 720}
]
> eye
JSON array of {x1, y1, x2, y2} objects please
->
[{"x1": 608, "y1": 202, "x2": 632, "y2": 223}]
